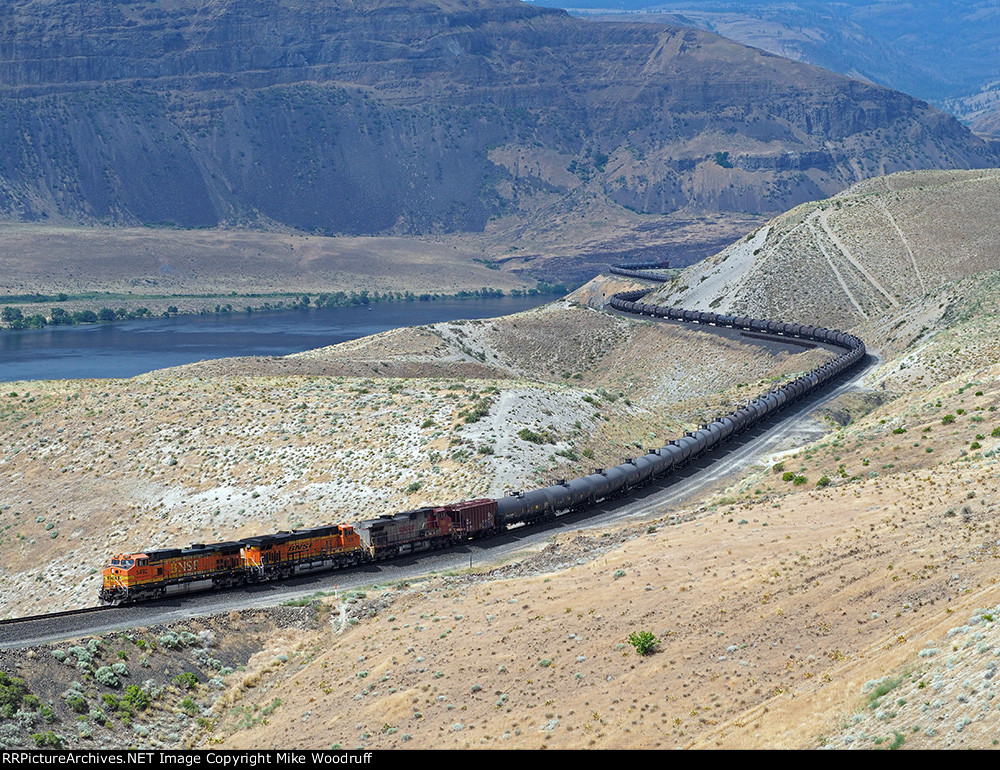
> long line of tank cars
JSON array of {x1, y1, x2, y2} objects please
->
[{"x1": 99, "y1": 289, "x2": 866, "y2": 605}]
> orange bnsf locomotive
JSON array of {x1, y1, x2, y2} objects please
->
[
  {"x1": 241, "y1": 524, "x2": 365, "y2": 582},
  {"x1": 100, "y1": 541, "x2": 245, "y2": 604},
  {"x1": 99, "y1": 501, "x2": 497, "y2": 605}
]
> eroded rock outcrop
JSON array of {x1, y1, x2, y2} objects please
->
[{"x1": 0, "y1": 0, "x2": 993, "y2": 233}]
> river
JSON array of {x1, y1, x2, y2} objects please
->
[{"x1": 0, "y1": 295, "x2": 552, "y2": 382}]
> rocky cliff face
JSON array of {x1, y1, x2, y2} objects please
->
[{"x1": 0, "y1": 0, "x2": 993, "y2": 234}]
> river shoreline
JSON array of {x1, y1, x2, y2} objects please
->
[
  {"x1": 0, "y1": 282, "x2": 568, "y2": 332},
  {"x1": 0, "y1": 292, "x2": 558, "y2": 383}
]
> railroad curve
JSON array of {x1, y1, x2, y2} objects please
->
[
  {"x1": 492, "y1": 283, "x2": 866, "y2": 526},
  {"x1": 4, "y1": 276, "x2": 869, "y2": 632}
]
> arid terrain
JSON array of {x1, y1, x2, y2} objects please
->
[
  {"x1": 648, "y1": 169, "x2": 1000, "y2": 330},
  {"x1": 0, "y1": 293, "x2": 828, "y2": 619},
  {"x1": 2, "y1": 169, "x2": 1000, "y2": 750},
  {"x1": 0, "y1": 225, "x2": 539, "y2": 318},
  {"x1": 0, "y1": 214, "x2": 764, "y2": 320}
]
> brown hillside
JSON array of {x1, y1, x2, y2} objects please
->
[
  {"x1": 0, "y1": 298, "x2": 828, "y2": 622},
  {"x1": 5, "y1": 174, "x2": 1000, "y2": 750},
  {"x1": 646, "y1": 168, "x2": 1000, "y2": 331}
]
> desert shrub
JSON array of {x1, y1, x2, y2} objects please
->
[
  {"x1": 31, "y1": 731, "x2": 63, "y2": 749},
  {"x1": 158, "y1": 631, "x2": 197, "y2": 650},
  {"x1": 67, "y1": 647, "x2": 91, "y2": 665},
  {"x1": 94, "y1": 667, "x2": 119, "y2": 688},
  {"x1": 627, "y1": 631, "x2": 659, "y2": 656},
  {"x1": 14, "y1": 710, "x2": 41, "y2": 729},
  {"x1": 64, "y1": 694, "x2": 87, "y2": 714},
  {"x1": 192, "y1": 649, "x2": 223, "y2": 671},
  {"x1": 866, "y1": 675, "x2": 904, "y2": 707},
  {"x1": 0, "y1": 672, "x2": 29, "y2": 716},
  {"x1": 518, "y1": 428, "x2": 546, "y2": 444},
  {"x1": 101, "y1": 694, "x2": 122, "y2": 712},
  {"x1": 173, "y1": 672, "x2": 199, "y2": 691}
]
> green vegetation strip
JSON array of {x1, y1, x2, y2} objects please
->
[{"x1": 0, "y1": 283, "x2": 568, "y2": 331}]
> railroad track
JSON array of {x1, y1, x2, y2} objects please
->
[
  {"x1": 0, "y1": 606, "x2": 115, "y2": 627},
  {"x1": 1, "y1": 274, "x2": 869, "y2": 640}
]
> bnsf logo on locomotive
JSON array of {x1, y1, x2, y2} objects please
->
[{"x1": 169, "y1": 560, "x2": 201, "y2": 575}]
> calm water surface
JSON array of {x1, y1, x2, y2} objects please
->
[{"x1": 0, "y1": 295, "x2": 551, "y2": 382}]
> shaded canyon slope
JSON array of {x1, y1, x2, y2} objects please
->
[
  {"x1": 554, "y1": 1, "x2": 1000, "y2": 136},
  {"x1": 0, "y1": 0, "x2": 994, "y2": 238}
]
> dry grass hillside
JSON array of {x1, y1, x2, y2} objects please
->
[
  {"x1": 0, "y1": 215, "x2": 758, "y2": 317},
  {"x1": 5, "y1": 171, "x2": 1000, "y2": 750},
  {"x1": 8, "y1": 357, "x2": 994, "y2": 750},
  {"x1": 0, "y1": 298, "x2": 828, "y2": 621},
  {"x1": 647, "y1": 169, "x2": 1000, "y2": 330},
  {"x1": 855, "y1": 270, "x2": 1000, "y2": 392},
  {"x1": 0, "y1": 225, "x2": 534, "y2": 317},
  {"x1": 185, "y1": 293, "x2": 1000, "y2": 751}
]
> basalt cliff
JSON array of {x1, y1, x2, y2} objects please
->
[{"x1": 0, "y1": 0, "x2": 994, "y2": 237}]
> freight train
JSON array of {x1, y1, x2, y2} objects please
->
[
  {"x1": 99, "y1": 290, "x2": 866, "y2": 605},
  {"x1": 100, "y1": 501, "x2": 497, "y2": 604}
]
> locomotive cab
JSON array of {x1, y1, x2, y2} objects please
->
[{"x1": 100, "y1": 553, "x2": 156, "y2": 605}]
